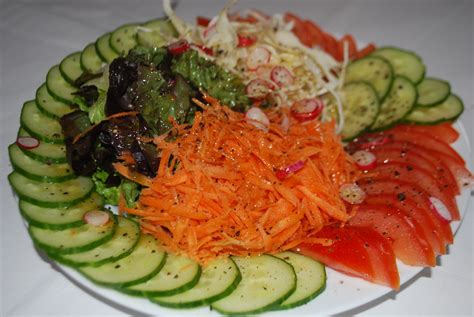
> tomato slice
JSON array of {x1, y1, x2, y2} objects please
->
[
  {"x1": 349, "y1": 204, "x2": 436, "y2": 267},
  {"x1": 363, "y1": 161, "x2": 460, "y2": 220},
  {"x1": 364, "y1": 194, "x2": 444, "y2": 255},
  {"x1": 392, "y1": 123, "x2": 459, "y2": 144},
  {"x1": 358, "y1": 177, "x2": 453, "y2": 246},
  {"x1": 297, "y1": 225, "x2": 375, "y2": 281},
  {"x1": 372, "y1": 143, "x2": 459, "y2": 196},
  {"x1": 351, "y1": 226, "x2": 399, "y2": 289}
]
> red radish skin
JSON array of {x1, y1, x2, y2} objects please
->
[
  {"x1": 290, "y1": 98, "x2": 324, "y2": 122},
  {"x1": 352, "y1": 150, "x2": 377, "y2": 171},
  {"x1": 237, "y1": 34, "x2": 257, "y2": 47},
  {"x1": 270, "y1": 66, "x2": 294, "y2": 87},
  {"x1": 16, "y1": 136, "x2": 40, "y2": 150}
]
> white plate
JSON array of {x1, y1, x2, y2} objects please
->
[{"x1": 46, "y1": 122, "x2": 472, "y2": 316}]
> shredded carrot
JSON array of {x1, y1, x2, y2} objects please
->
[{"x1": 116, "y1": 97, "x2": 360, "y2": 264}]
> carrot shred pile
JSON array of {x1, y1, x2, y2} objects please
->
[{"x1": 117, "y1": 96, "x2": 360, "y2": 263}]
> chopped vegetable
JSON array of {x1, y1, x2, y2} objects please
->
[
  {"x1": 290, "y1": 98, "x2": 324, "y2": 122},
  {"x1": 245, "y1": 107, "x2": 270, "y2": 131},
  {"x1": 83, "y1": 210, "x2": 110, "y2": 226},
  {"x1": 247, "y1": 47, "x2": 271, "y2": 70},
  {"x1": 16, "y1": 136, "x2": 40, "y2": 150},
  {"x1": 351, "y1": 150, "x2": 377, "y2": 170},
  {"x1": 339, "y1": 183, "x2": 366, "y2": 204}
]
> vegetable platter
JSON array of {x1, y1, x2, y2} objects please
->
[{"x1": 2, "y1": 0, "x2": 473, "y2": 316}]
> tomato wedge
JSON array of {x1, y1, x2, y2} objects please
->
[
  {"x1": 372, "y1": 143, "x2": 459, "y2": 196},
  {"x1": 361, "y1": 161, "x2": 460, "y2": 220},
  {"x1": 297, "y1": 225, "x2": 399, "y2": 289},
  {"x1": 349, "y1": 204, "x2": 436, "y2": 267},
  {"x1": 297, "y1": 226, "x2": 375, "y2": 281},
  {"x1": 358, "y1": 177, "x2": 453, "y2": 246},
  {"x1": 364, "y1": 194, "x2": 444, "y2": 255},
  {"x1": 392, "y1": 123, "x2": 459, "y2": 144}
]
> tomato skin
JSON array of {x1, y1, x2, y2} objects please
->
[
  {"x1": 392, "y1": 123, "x2": 459, "y2": 144},
  {"x1": 297, "y1": 225, "x2": 400, "y2": 289},
  {"x1": 348, "y1": 204, "x2": 437, "y2": 267},
  {"x1": 358, "y1": 177, "x2": 453, "y2": 246}
]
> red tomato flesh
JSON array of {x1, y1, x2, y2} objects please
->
[
  {"x1": 392, "y1": 123, "x2": 459, "y2": 144},
  {"x1": 364, "y1": 161, "x2": 460, "y2": 220},
  {"x1": 349, "y1": 204, "x2": 436, "y2": 267},
  {"x1": 358, "y1": 177, "x2": 453, "y2": 246}
]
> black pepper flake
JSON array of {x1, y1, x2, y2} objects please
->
[
  {"x1": 115, "y1": 264, "x2": 121, "y2": 269},
  {"x1": 397, "y1": 193, "x2": 406, "y2": 201}
]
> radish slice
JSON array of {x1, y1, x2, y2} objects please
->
[
  {"x1": 245, "y1": 107, "x2": 270, "y2": 132},
  {"x1": 352, "y1": 150, "x2": 377, "y2": 170},
  {"x1": 359, "y1": 136, "x2": 390, "y2": 150},
  {"x1": 237, "y1": 34, "x2": 257, "y2": 47},
  {"x1": 83, "y1": 210, "x2": 110, "y2": 227},
  {"x1": 168, "y1": 39, "x2": 190, "y2": 55},
  {"x1": 16, "y1": 136, "x2": 40, "y2": 150},
  {"x1": 340, "y1": 183, "x2": 366, "y2": 204},
  {"x1": 270, "y1": 66, "x2": 294, "y2": 87},
  {"x1": 203, "y1": 16, "x2": 218, "y2": 39},
  {"x1": 290, "y1": 98, "x2": 324, "y2": 122},
  {"x1": 247, "y1": 47, "x2": 271, "y2": 70},
  {"x1": 276, "y1": 160, "x2": 305, "y2": 180},
  {"x1": 246, "y1": 79, "x2": 274, "y2": 99},
  {"x1": 429, "y1": 197, "x2": 452, "y2": 221},
  {"x1": 191, "y1": 44, "x2": 213, "y2": 56}
]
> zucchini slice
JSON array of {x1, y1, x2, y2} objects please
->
[
  {"x1": 211, "y1": 254, "x2": 296, "y2": 315},
  {"x1": 405, "y1": 94, "x2": 464, "y2": 124},
  {"x1": 59, "y1": 51, "x2": 83, "y2": 85},
  {"x1": 370, "y1": 76, "x2": 417, "y2": 131},
  {"x1": 80, "y1": 42, "x2": 105, "y2": 74},
  {"x1": 274, "y1": 252, "x2": 326, "y2": 310},
  {"x1": 339, "y1": 82, "x2": 380, "y2": 140},
  {"x1": 17, "y1": 128, "x2": 67, "y2": 164},
  {"x1": 20, "y1": 100, "x2": 64, "y2": 144},
  {"x1": 52, "y1": 216, "x2": 140, "y2": 267},
  {"x1": 36, "y1": 84, "x2": 75, "y2": 119},
  {"x1": 151, "y1": 257, "x2": 241, "y2": 308},
  {"x1": 123, "y1": 253, "x2": 201, "y2": 296},
  {"x1": 416, "y1": 77, "x2": 451, "y2": 107},
  {"x1": 345, "y1": 56, "x2": 394, "y2": 101},
  {"x1": 95, "y1": 33, "x2": 119, "y2": 63},
  {"x1": 109, "y1": 23, "x2": 140, "y2": 55},
  {"x1": 8, "y1": 171, "x2": 94, "y2": 208},
  {"x1": 372, "y1": 46, "x2": 426, "y2": 84},
  {"x1": 9, "y1": 143, "x2": 75, "y2": 182},
  {"x1": 29, "y1": 212, "x2": 116, "y2": 254},
  {"x1": 136, "y1": 18, "x2": 177, "y2": 48},
  {"x1": 46, "y1": 65, "x2": 78, "y2": 104},
  {"x1": 19, "y1": 193, "x2": 103, "y2": 230},
  {"x1": 79, "y1": 234, "x2": 166, "y2": 288}
]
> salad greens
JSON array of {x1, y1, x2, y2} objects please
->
[{"x1": 61, "y1": 45, "x2": 250, "y2": 206}]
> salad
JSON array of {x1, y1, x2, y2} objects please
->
[{"x1": 8, "y1": 0, "x2": 473, "y2": 315}]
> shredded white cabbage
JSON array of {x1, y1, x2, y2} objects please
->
[{"x1": 162, "y1": 0, "x2": 346, "y2": 133}]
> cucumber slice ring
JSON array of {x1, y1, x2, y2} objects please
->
[
  {"x1": 17, "y1": 128, "x2": 67, "y2": 164},
  {"x1": 109, "y1": 23, "x2": 140, "y2": 55},
  {"x1": 405, "y1": 94, "x2": 464, "y2": 125},
  {"x1": 416, "y1": 77, "x2": 451, "y2": 107},
  {"x1": 46, "y1": 65, "x2": 78, "y2": 104},
  {"x1": 80, "y1": 42, "x2": 105, "y2": 74},
  {"x1": 59, "y1": 51, "x2": 84, "y2": 85},
  {"x1": 20, "y1": 100, "x2": 65, "y2": 144}
]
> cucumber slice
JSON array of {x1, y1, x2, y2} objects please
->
[
  {"x1": 17, "y1": 128, "x2": 67, "y2": 164},
  {"x1": 52, "y1": 216, "x2": 140, "y2": 267},
  {"x1": 8, "y1": 171, "x2": 94, "y2": 208},
  {"x1": 123, "y1": 253, "x2": 201, "y2": 296},
  {"x1": 46, "y1": 65, "x2": 77, "y2": 104},
  {"x1": 81, "y1": 42, "x2": 105, "y2": 74},
  {"x1": 345, "y1": 56, "x2": 393, "y2": 101},
  {"x1": 9, "y1": 144, "x2": 75, "y2": 182},
  {"x1": 405, "y1": 94, "x2": 464, "y2": 124},
  {"x1": 416, "y1": 77, "x2": 451, "y2": 107},
  {"x1": 36, "y1": 84, "x2": 75, "y2": 119},
  {"x1": 339, "y1": 82, "x2": 380, "y2": 140},
  {"x1": 19, "y1": 193, "x2": 103, "y2": 230},
  {"x1": 30, "y1": 212, "x2": 115, "y2": 254},
  {"x1": 274, "y1": 252, "x2": 326, "y2": 310},
  {"x1": 151, "y1": 257, "x2": 241, "y2": 308},
  {"x1": 110, "y1": 23, "x2": 140, "y2": 55},
  {"x1": 370, "y1": 76, "x2": 417, "y2": 131},
  {"x1": 59, "y1": 52, "x2": 83, "y2": 85},
  {"x1": 79, "y1": 234, "x2": 166, "y2": 288},
  {"x1": 372, "y1": 46, "x2": 425, "y2": 84},
  {"x1": 136, "y1": 18, "x2": 177, "y2": 48},
  {"x1": 20, "y1": 101, "x2": 64, "y2": 144},
  {"x1": 211, "y1": 254, "x2": 297, "y2": 315},
  {"x1": 95, "y1": 33, "x2": 120, "y2": 63}
]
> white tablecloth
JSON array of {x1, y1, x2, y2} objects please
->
[{"x1": 1, "y1": 0, "x2": 472, "y2": 316}]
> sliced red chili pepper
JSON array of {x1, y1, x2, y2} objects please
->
[
  {"x1": 196, "y1": 16, "x2": 211, "y2": 27},
  {"x1": 237, "y1": 34, "x2": 257, "y2": 47},
  {"x1": 168, "y1": 39, "x2": 190, "y2": 55}
]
